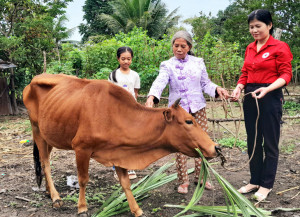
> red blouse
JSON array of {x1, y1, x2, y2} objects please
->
[{"x1": 238, "y1": 35, "x2": 293, "y2": 85}]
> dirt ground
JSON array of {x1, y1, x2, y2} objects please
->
[{"x1": 0, "y1": 96, "x2": 299, "y2": 217}]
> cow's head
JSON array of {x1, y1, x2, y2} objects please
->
[{"x1": 163, "y1": 99, "x2": 218, "y2": 159}]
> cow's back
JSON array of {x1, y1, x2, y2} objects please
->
[
  {"x1": 23, "y1": 74, "x2": 90, "y2": 149},
  {"x1": 23, "y1": 74, "x2": 78, "y2": 122},
  {"x1": 23, "y1": 73, "x2": 139, "y2": 150}
]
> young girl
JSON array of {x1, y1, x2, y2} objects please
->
[
  {"x1": 109, "y1": 46, "x2": 140, "y2": 180},
  {"x1": 109, "y1": 46, "x2": 140, "y2": 100}
]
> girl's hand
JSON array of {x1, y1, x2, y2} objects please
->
[
  {"x1": 231, "y1": 86, "x2": 242, "y2": 101},
  {"x1": 252, "y1": 87, "x2": 269, "y2": 99},
  {"x1": 216, "y1": 87, "x2": 229, "y2": 99},
  {"x1": 145, "y1": 96, "x2": 154, "y2": 107}
]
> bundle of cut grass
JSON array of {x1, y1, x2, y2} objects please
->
[
  {"x1": 166, "y1": 148, "x2": 272, "y2": 217},
  {"x1": 93, "y1": 148, "x2": 271, "y2": 217},
  {"x1": 92, "y1": 163, "x2": 195, "y2": 217}
]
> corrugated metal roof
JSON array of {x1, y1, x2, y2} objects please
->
[{"x1": 0, "y1": 59, "x2": 17, "y2": 69}]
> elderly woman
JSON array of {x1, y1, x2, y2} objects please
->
[{"x1": 145, "y1": 31, "x2": 228, "y2": 194}]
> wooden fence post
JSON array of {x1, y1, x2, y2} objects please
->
[{"x1": 273, "y1": 28, "x2": 282, "y2": 40}]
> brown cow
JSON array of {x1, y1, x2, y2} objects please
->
[{"x1": 23, "y1": 73, "x2": 219, "y2": 217}]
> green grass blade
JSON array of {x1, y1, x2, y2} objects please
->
[
  {"x1": 168, "y1": 149, "x2": 271, "y2": 217},
  {"x1": 93, "y1": 162, "x2": 184, "y2": 217}
]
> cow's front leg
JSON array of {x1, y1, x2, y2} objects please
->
[
  {"x1": 75, "y1": 149, "x2": 91, "y2": 216},
  {"x1": 115, "y1": 167, "x2": 143, "y2": 217}
]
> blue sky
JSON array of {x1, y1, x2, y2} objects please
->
[{"x1": 65, "y1": 0, "x2": 231, "y2": 41}]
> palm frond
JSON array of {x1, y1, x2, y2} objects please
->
[
  {"x1": 101, "y1": 0, "x2": 178, "y2": 38},
  {"x1": 99, "y1": 13, "x2": 125, "y2": 33}
]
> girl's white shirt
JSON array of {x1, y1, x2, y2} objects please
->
[{"x1": 109, "y1": 69, "x2": 140, "y2": 99}]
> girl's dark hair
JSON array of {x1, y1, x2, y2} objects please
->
[
  {"x1": 248, "y1": 9, "x2": 273, "y2": 35},
  {"x1": 109, "y1": 46, "x2": 134, "y2": 82}
]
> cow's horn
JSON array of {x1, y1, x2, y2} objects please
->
[{"x1": 174, "y1": 98, "x2": 181, "y2": 108}]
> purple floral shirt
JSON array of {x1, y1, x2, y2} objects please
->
[{"x1": 148, "y1": 55, "x2": 218, "y2": 113}]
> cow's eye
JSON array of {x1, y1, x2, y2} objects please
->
[{"x1": 185, "y1": 120, "x2": 193, "y2": 125}]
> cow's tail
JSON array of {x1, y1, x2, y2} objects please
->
[{"x1": 33, "y1": 141, "x2": 43, "y2": 187}]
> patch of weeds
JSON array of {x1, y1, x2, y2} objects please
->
[
  {"x1": 63, "y1": 193, "x2": 79, "y2": 203},
  {"x1": 9, "y1": 202, "x2": 17, "y2": 207},
  {"x1": 217, "y1": 137, "x2": 247, "y2": 151},
  {"x1": 30, "y1": 202, "x2": 44, "y2": 208},
  {"x1": 283, "y1": 101, "x2": 300, "y2": 116},
  {"x1": 234, "y1": 102, "x2": 240, "y2": 107},
  {"x1": 283, "y1": 101, "x2": 300, "y2": 111},
  {"x1": 290, "y1": 119, "x2": 300, "y2": 124},
  {"x1": 33, "y1": 193, "x2": 43, "y2": 201},
  {"x1": 0, "y1": 126, "x2": 8, "y2": 131},
  {"x1": 151, "y1": 207, "x2": 162, "y2": 213},
  {"x1": 287, "y1": 110, "x2": 297, "y2": 116},
  {"x1": 53, "y1": 155, "x2": 60, "y2": 161},
  {"x1": 280, "y1": 143, "x2": 296, "y2": 154},
  {"x1": 111, "y1": 184, "x2": 120, "y2": 190},
  {"x1": 86, "y1": 192, "x2": 105, "y2": 204},
  {"x1": 24, "y1": 120, "x2": 32, "y2": 133}
]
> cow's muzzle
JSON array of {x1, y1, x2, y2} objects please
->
[{"x1": 215, "y1": 145, "x2": 227, "y2": 166}]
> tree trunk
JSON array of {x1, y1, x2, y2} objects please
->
[
  {"x1": 0, "y1": 77, "x2": 13, "y2": 115},
  {"x1": 43, "y1": 51, "x2": 47, "y2": 73},
  {"x1": 9, "y1": 67, "x2": 19, "y2": 115},
  {"x1": 56, "y1": 47, "x2": 61, "y2": 63},
  {"x1": 273, "y1": 28, "x2": 282, "y2": 40}
]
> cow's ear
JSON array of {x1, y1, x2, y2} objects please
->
[
  {"x1": 163, "y1": 109, "x2": 173, "y2": 122},
  {"x1": 172, "y1": 98, "x2": 181, "y2": 109}
]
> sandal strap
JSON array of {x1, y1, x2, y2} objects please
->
[
  {"x1": 238, "y1": 185, "x2": 259, "y2": 194},
  {"x1": 178, "y1": 182, "x2": 189, "y2": 194},
  {"x1": 128, "y1": 170, "x2": 136, "y2": 175}
]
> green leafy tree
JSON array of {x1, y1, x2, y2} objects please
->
[
  {"x1": 189, "y1": 0, "x2": 299, "y2": 82},
  {"x1": 99, "y1": 0, "x2": 180, "y2": 39},
  {"x1": 79, "y1": 0, "x2": 114, "y2": 42},
  {"x1": 214, "y1": 0, "x2": 299, "y2": 59},
  {"x1": 0, "y1": 0, "x2": 72, "y2": 114},
  {"x1": 53, "y1": 15, "x2": 76, "y2": 62},
  {"x1": 184, "y1": 12, "x2": 214, "y2": 40}
]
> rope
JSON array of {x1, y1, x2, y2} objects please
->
[{"x1": 217, "y1": 92, "x2": 260, "y2": 172}]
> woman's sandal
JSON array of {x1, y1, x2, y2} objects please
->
[
  {"x1": 252, "y1": 188, "x2": 272, "y2": 202},
  {"x1": 128, "y1": 170, "x2": 137, "y2": 180},
  {"x1": 238, "y1": 184, "x2": 259, "y2": 194},
  {"x1": 178, "y1": 182, "x2": 189, "y2": 194},
  {"x1": 194, "y1": 179, "x2": 214, "y2": 190}
]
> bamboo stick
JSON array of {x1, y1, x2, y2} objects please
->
[{"x1": 276, "y1": 186, "x2": 300, "y2": 195}]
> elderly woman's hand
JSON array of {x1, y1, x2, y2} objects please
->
[
  {"x1": 145, "y1": 96, "x2": 155, "y2": 107},
  {"x1": 216, "y1": 87, "x2": 229, "y2": 99}
]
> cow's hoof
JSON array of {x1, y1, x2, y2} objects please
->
[
  {"x1": 52, "y1": 199, "x2": 63, "y2": 208},
  {"x1": 77, "y1": 211, "x2": 90, "y2": 217},
  {"x1": 134, "y1": 209, "x2": 144, "y2": 217}
]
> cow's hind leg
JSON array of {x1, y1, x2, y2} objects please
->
[
  {"x1": 75, "y1": 149, "x2": 91, "y2": 216},
  {"x1": 44, "y1": 145, "x2": 53, "y2": 195},
  {"x1": 115, "y1": 167, "x2": 143, "y2": 217},
  {"x1": 33, "y1": 131, "x2": 63, "y2": 208}
]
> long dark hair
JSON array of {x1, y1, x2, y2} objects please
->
[
  {"x1": 109, "y1": 46, "x2": 134, "y2": 82},
  {"x1": 248, "y1": 9, "x2": 273, "y2": 35}
]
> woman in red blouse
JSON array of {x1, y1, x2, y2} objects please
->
[{"x1": 231, "y1": 9, "x2": 293, "y2": 202}]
